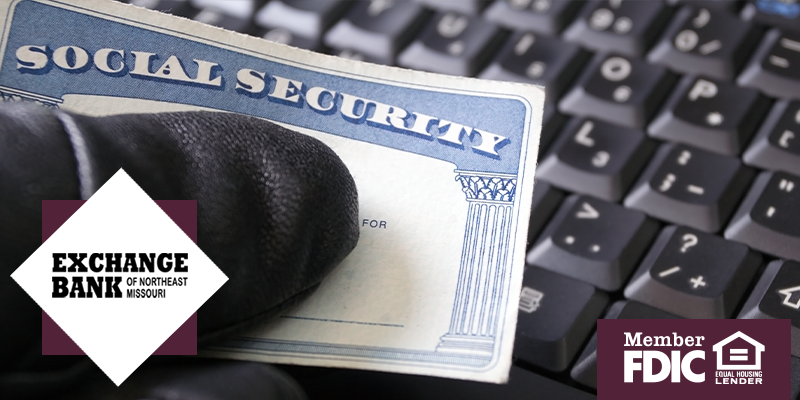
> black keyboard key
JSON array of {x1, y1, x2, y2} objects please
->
[
  {"x1": 540, "y1": 102, "x2": 567, "y2": 154},
  {"x1": 743, "y1": 100, "x2": 800, "y2": 176},
  {"x1": 255, "y1": 0, "x2": 350, "y2": 43},
  {"x1": 397, "y1": 12, "x2": 504, "y2": 76},
  {"x1": 334, "y1": 49, "x2": 389, "y2": 65},
  {"x1": 515, "y1": 266, "x2": 608, "y2": 372},
  {"x1": 648, "y1": 6, "x2": 762, "y2": 80},
  {"x1": 570, "y1": 300, "x2": 681, "y2": 390},
  {"x1": 726, "y1": 171, "x2": 800, "y2": 261},
  {"x1": 624, "y1": 225, "x2": 762, "y2": 319},
  {"x1": 130, "y1": 0, "x2": 195, "y2": 17},
  {"x1": 570, "y1": 332, "x2": 599, "y2": 389},
  {"x1": 738, "y1": 29, "x2": 800, "y2": 100},
  {"x1": 527, "y1": 181, "x2": 564, "y2": 248},
  {"x1": 625, "y1": 143, "x2": 754, "y2": 233},
  {"x1": 324, "y1": 1, "x2": 429, "y2": 64},
  {"x1": 257, "y1": 27, "x2": 324, "y2": 51},
  {"x1": 562, "y1": 0, "x2": 673, "y2": 57},
  {"x1": 527, "y1": 195, "x2": 658, "y2": 291},
  {"x1": 648, "y1": 75, "x2": 770, "y2": 156},
  {"x1": 537, "y1": 119, "x2": 656, "y2": 201},
  {"x1": 738, "y1": 260, "x2": 800, "y2": 356},
  {"x1": 793, "y1": 356, "x2": 800, "y2": 398},
  {"x1": 666, "y1": 0, "x2": 741, "y2": 11},
  {"x1": 193, "y1": 11, "x2": 249, "y2": 33},
  {"x1": 559, "y1": 53, "x2": 676, "y2": 129},
  {"x1": 191, "y1": 0, "x2": 254, "y2": 19},
  {"x1": 191, "y1": 0, "x2": 253, "y2": 32},
  {"x1": 412, "y1": 0, "x2": 490, "y2": 15},
  {"x1": 478, "y1": 32, "x2": 589, "y2": 101},
  {"x1": 294, "y1": 366, "x2": 598, "y2": 400},
  {"x1": 741, "y1": 0, "x2": 800, "y2": 33},
  {"x1": 484, "y1": 0, "x2": 583, "y2": 36}
]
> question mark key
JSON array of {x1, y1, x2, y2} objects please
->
[{"x1": 624, "y1": 225, "x2": 761, "y2": 319}]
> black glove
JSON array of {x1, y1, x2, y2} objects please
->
[{"x1": 0, "y1": 103, "x2": 359, "y2": 398}]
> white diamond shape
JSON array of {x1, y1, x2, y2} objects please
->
[{"x1": 11, "y1": 169, "x2": 228, "y2": 385}]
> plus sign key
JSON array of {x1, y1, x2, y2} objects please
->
[
  {"x1": 649, "y1": 76, "x2": 771, "y2": 156},
  {"x1": 738, "y1": 260, "x2": 800, "y2": 357},
  {"x1": 625, "y1": 226, "x2": 762, "y2": 319},
  {"x1": 726, "y1": 171, "x2": 800, "y2": 261},
  {"x1": 527, "y1": 195, "x2": 658, "y2": 291},
  {"x1": 625, "y1": 143, "x2": 754, "y2": 233}
]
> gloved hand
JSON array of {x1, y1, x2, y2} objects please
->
[{"x1": 0, "y1": 102, "x2": 360, "y2": 399}]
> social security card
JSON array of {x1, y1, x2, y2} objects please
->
[{"x1": 0, "y1": 0, "x2": 544, "y2": 383}]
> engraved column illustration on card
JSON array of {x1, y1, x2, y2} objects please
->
[
  {"x1": 437, "y1": 171, "x2": 516, "y2": 357},
  {"x1": 0, "y1": 0, "x2": 543, "y2": 383}
]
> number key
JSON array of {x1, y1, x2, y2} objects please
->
[
  {"x1": 324, "y1": 0, "x2": 429, "y2": 64},
  {"x1": 741, "y1": 0, "x2": 800, "y2": 34},
  {"x1": 413, "y1": 0, "x2": 490, "y2": 15},
  {"x1": 479, "y1": 32, "x2": 589, "y2": 101},
  {"x1": 563, "y1": 0, "x2": 673, "y2": 57},
  {"x1": 648, "y1": 6, "x2": 762, "y2": 80},
  {"x1": 255, "y1": 0, "x2": 350, "y2": 44},
  {"x1": 484, "y1": 0, "x2": 583, "y2": 36},
  {"x1": 191, "y1": 0, "x2": 253, "y2": 32},
  {"x1": 397, "y1": 11, "x2": 504, "y2": 76},
  {"x1": 130, "y1": 0, "x2": 197, "y2": 17},
  {"x1": 257, "y1": 27, "x2": 324, "y2": 50}
]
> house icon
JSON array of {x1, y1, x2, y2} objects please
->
[
  {"x1": 778, "y1": 286, "x2": 800, "y2": 309},
  {"x1": 712, "y1": 331, "x2": 765, "y2": 370}
]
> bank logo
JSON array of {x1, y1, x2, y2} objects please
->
[
  {"x1": 11, "y1": 170, "x2": 228, "y2": 385},
  {"x1": 597, "y1": 319, "x2": 788, "y2": 399}
]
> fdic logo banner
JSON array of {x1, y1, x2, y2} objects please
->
[
  {"x1": 597, "y1": 319, "x2": 789, "y2": 399},
  {"x1": 11, "y1": 170, "x2": 228, "y2": 385}
]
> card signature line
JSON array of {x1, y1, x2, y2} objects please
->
[{"x1": 280, "y1": 316, "x2": 404, "y2": 328}]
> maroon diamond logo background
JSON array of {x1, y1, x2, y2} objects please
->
[{"x1": 41, "y1": 199, "x2": 198, "y2": 356}]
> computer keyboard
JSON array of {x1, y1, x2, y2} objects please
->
[{"x1": 119, "y1": 0, "x2": 800, "y2": 398}]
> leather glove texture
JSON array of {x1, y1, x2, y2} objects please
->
[{"x1": 0, "y1": 103, "x2": 360, "y2": 399}]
